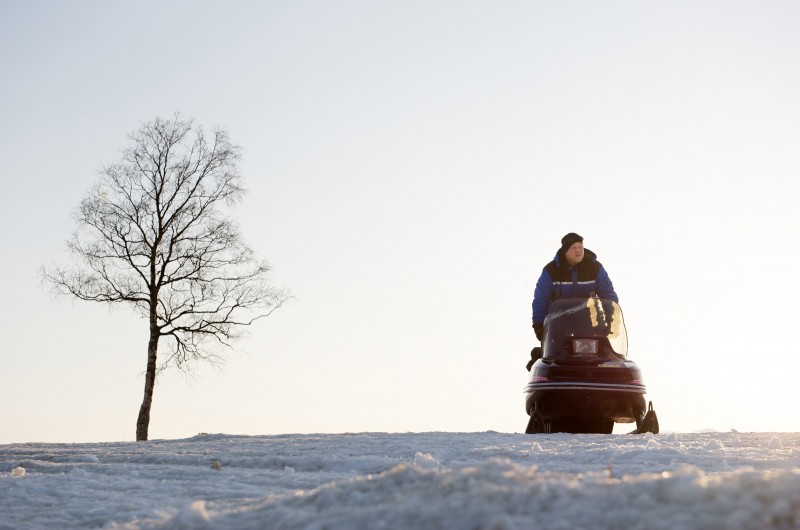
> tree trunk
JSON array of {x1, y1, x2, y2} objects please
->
[{"x1": 136, "y1": 323, "x2": 159, "y2": 441}]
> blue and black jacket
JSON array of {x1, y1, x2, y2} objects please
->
[{"x1": 531, "y1": 248, "x2": 618, "y2": 325}]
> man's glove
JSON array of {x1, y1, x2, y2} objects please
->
[{"x1": 532, "y1": 323, "x2": 543, "y2": 342}]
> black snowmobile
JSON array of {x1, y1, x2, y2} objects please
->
[{"x1": 524, "y1": 297, "x2": 659, "y2": 434}]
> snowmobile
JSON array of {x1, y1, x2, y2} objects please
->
[{"x1": 524, "y1": 297, "x2": 659, "y2": 434}]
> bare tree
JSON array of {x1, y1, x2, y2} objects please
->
[{"x1": 44, "y1": 114, "x2": 289, "y2": 441}]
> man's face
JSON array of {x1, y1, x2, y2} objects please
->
[{"x1": 565, "y1": 242, "x2": 584, "y2": 266}]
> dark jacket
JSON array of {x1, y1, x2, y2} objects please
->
[{"x1": 531, "y1": 248, "x2": 618, "y2": 324}]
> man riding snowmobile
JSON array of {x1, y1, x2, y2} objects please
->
[
  {"x1": 531, "y1": 232, "x2": 617, "y2": 342},
  {"x1": 524, "y1": 233, "x2": 658, "y2": 434}
]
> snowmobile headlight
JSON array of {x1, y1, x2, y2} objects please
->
[{"x1": 573, "y1": 339, "x2": 599, "y2": 355}]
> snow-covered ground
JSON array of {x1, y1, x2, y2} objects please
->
[{"x1": 1, "y1": 431, "x2": 799, "y2": 529}]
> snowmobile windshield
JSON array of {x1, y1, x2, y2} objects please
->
[{"x1": 542, "y1": 298, "x2": 628, "y2": 359}]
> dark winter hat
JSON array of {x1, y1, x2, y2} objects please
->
[{"x1": 560, "y1": 232, "x2": 583, "y2": 251}]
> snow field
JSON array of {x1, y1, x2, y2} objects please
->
[{"x1": 1, "y1": 432, "x2": 798, "y2": 529}]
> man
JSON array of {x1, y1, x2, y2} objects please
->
[{"x1": 531, "y1": 232, "x2": 618, "y2": 341}]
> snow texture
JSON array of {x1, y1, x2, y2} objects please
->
[{"x1": 1, "y1": 432, "x2": 799, "y2": 529}]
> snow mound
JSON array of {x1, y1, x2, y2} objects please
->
[
  {"x1": 412, "y1": 452, "x2": 439, "y2": 471},
  {"x1": 183, "y1": 461, "x2": 800, "y2": 530},
  {"x1": 664, "y1": 432, "x2": 680, "y2": 444},
  {"x1": 173, "y1": 500, "x2": 210, "y2": 528},
  {"x1": 769, "y1": 437, "x2": 784, "y2": 450}
]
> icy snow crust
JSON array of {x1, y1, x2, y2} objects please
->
[{"x1": 2, "y1": 432, "x2": 799, "y2": 529}]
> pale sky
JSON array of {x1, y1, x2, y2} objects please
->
[{"x1": 2, "y1": 1, "x2": 799, "y2": 443}]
